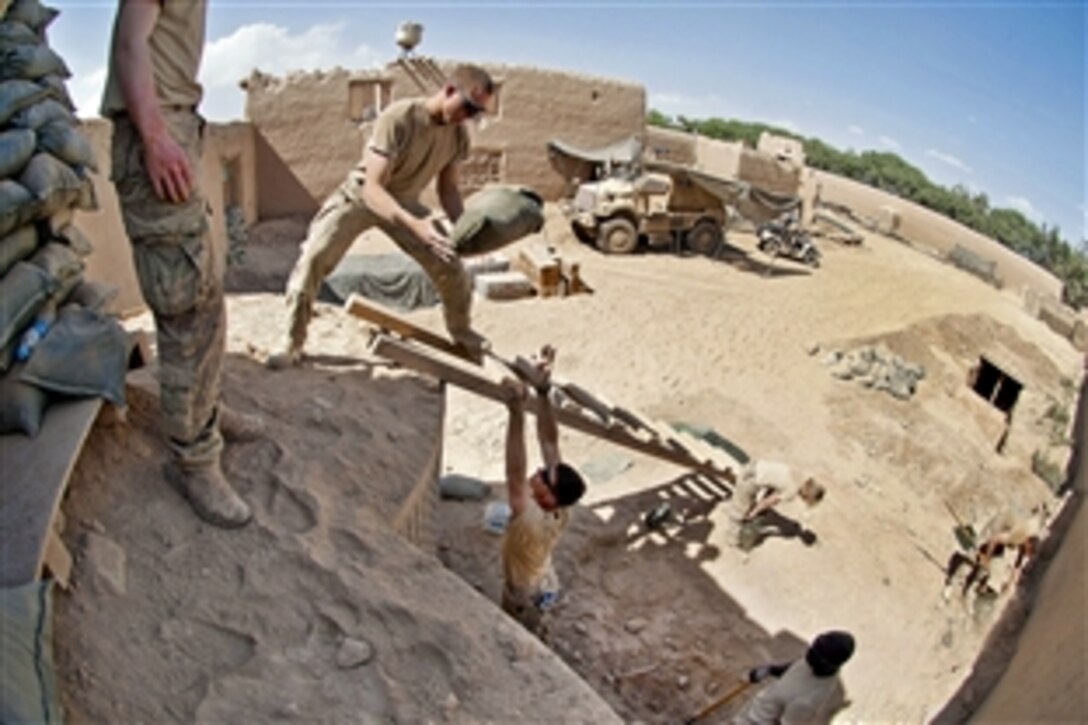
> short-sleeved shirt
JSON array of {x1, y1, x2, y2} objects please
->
[
  {"x1": 980, "y1": 508, "x2": 1042, "y2": 548},
  {"x1": 101, "y1": 0, "x2": 207, "y2": 116},
  {"x1": 502, "y1": 497, "x2": 569, "y2": 592},
  {"x1": 733, "y1": 660, "x2": 845, "y2": 725},
  {"x1": 358, "y1": 98, "x2": 470, "y2": 203},
  {"x1": 729, "y1": 460, "x2": 802, "y2": 521}
]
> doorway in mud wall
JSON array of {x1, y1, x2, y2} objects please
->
[{"x1": 969, "y1": 356, "x2": 1022, "y2": 452}]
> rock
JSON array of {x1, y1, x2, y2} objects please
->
[
  {"x1": 83, "y1": 532, "x2": 127, "y2": 596},
  {"x1": 573, "y1": 621, "x2": 589, "y2": 635},
  {"x1": 624, "y1": 617, "x2": 648, "y2": 634},
  {"x1": 335, "y1": 637, "x2": 375, "y2": 669},
  {"x1": 821, "y1": 350, "x2": 842, "y2": 366},
  {"x1": 806, "y1": 343, "x2": 821, "y2": 356},
  {"x1": 442, "y1": 691, "x2": 460, "y2": 715},
  {"x1": 677, "y1": 675, "x2": 690, "y2": 690}
]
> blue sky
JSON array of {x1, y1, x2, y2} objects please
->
[{"x1": 48, "y1": 1, "x2": 1086, "y2": 243}]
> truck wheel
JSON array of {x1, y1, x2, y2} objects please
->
[
  {"x1": 597, "y1": 217, "x2": 638, "y2": 254},
  {"x1": 686, "y1": 219, "x2": 723, "y2": 257}
]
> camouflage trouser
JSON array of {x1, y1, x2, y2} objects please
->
[
  {"x1": 282, "y1": 169, "x2": 472, "y2": 350},
  {"x1": 111, "y1": 110, "x2": 225, "y2": 468}
]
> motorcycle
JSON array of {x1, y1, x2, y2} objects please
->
[{"x1": 756, "y1": 219, "x2": 821, "y2": 268}]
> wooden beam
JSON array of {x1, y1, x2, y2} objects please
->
[
  {"x1": 370, "y1": 335, "x2": 735, "y2": 484},
  {"x1": 344, "y1": 294, "x2": 482, "y2": 365}
]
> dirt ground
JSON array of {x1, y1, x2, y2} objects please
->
[{"x1": 54, "y1": 204, "x2": 1079, "y2": 723}]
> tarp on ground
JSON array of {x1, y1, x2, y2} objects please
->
[
  {"x1": 0, "y1": 580, "x2": 61, "y2": 724},
  {"x1": 319, "y1": 253, "x2": 439, "y2": 311}
]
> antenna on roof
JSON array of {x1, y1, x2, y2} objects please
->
[{"x1": 396, "y1": 22, "x2": 423, "y2": 57}]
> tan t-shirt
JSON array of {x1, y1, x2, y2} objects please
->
[
  {"x1": 101, "y1": 0, "x2": 207, "y2": 116},
  {"x1": 359, "y1": 98, "x2": 470, "y2": 202},
  {"x1": 733, "y1": 660, "x2": 845, "y2": 725},
  {"x1": 729, "y1": 459, "x2": 802, "y2": 521},
  {"x1": 502, "y1": 497, "x2": 569, "y2": 591}
]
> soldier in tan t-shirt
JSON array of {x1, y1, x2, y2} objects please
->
[
  {"x1": 267, "y1": 65, "x2": 494, "y2": 369},
  {"x1": 499, "y1": 346, "x2": 588, "y2": 635}
]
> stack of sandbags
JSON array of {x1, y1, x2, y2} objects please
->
[
  {"x1": 0, "y1": 0, "x2": 127, "y2": 438},
  {"x1": 737, "y1": 147, "x2": 802, "y2": 197}
]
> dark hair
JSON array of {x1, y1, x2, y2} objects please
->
[
  {"x1": 550, "y1": 462, "x2": 586, "y2": 507},
  {"x1": 805, "y1": 631, "x2": 855, "y2": 677}
]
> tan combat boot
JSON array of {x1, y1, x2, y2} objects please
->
[
  {"x1": 264, "y1": 345, "x2": 301, "y2": 370},
  {"x1": 164, "y1": 462, "x2": 252, "y2": 528}
]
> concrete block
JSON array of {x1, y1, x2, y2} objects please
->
[{"x1": 474, "y1": 270, "x2": 535, "y2": 301}]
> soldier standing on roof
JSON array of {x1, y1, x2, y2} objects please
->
[
  {"x1": 103, "y1": 0, "x2": 263, "y2": 528},
  {"x1": 266, "y1": 65, "x2": 495, "y2": 369}
]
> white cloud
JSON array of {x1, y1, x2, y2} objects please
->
[
  {"x1": 877, "y1": 135, "x2": 900, "y2": 150},
  {"x1": 1006, "y1": 195, "x2": 1038, "y2": 219},
  {"x1": 848, "y1": 124, "x2": 865, "y2": 136},
  {"x1": 70, "y1": 65, "x2": 107, "y2": 118},
  {"x1": 925, "y1": 148, "x2": 973, "y2": 174},
  {"x1": 199, "y1": 22, "x2": 383, "y2": 120}
]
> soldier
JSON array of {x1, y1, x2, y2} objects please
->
[
  {"x1": 498, "y1": 346, "x2": 588, "y2": 635},
  {"x1": 735, "y1": 630, "x2": 855, "y2": 725},
  {"x1": 103, "y1": 0, "x2": 257, "y2": 528},
  {"x1": 725, "y1": 459, "x2": 825, "y2": 550},
  {"x1": 266, "y1": 65, "x2": 495, "y2": 368}
]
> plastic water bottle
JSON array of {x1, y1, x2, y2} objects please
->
[{"x1": 14, "y1": 311, "x2": 54, "y2": 362}]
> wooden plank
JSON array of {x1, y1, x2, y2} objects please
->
[
  {"x1": 43, "y1": 527, "x2": 72, "y2": 589},
  {"x1": 0, "y1": 397, "x2": 103, "y2": 587},
  {"x1": 344, "y1": 294, "x2": 482, "y2": 365},
  {"x1": 558, "y1": 383, "x2": 614, "y2": 424},
  {"x1": 369, "y1": 335, "x2": 736, "y2": 483},
  {"x1": 560, "y1": 259, "x2": 592, "y2": 295}
]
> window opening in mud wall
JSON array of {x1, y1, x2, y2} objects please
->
[
  {"x1": 970, "y1": 357, "x2": 1022, "y2": 415},
  {"x1": 348, "y1": 79, "x2": 392, "y2": 122}
]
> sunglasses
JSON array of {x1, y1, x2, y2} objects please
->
[{"x1": 458, "y1": 90, "x2": 484, "y2": 118}]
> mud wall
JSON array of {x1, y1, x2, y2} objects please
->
[{"x1": 245, "y1": 60, "x2": 645, "y2": 206}]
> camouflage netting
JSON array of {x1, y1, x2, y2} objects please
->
[{"x1": 0, "y1": 0, "x2": 127, "y2": 439}]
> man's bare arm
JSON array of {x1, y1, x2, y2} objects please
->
[
  {"x1": 361, "y1": 147, "x2": 454, "y2": 262},
  {"x1": 532, "y1": 346, "x2": 561, "y2": 470},
  {"x1": 745, "y1": 491, "x2": 783, "y2": 520},
  {"x1": 503, "y1": 379, "x2": 530, "y2": 516},
  {"x1": 114, "y1": 0, "x2": 193, "y2": 203},
  {"x1": 437, "y1": 161, "x2": 464, "y2": 223}
]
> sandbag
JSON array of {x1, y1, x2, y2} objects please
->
[
  {"x1": 0, "y1": 19, "x2": 39, "y2": 46},
  {"x1": 0, "y1": 224, "x2": 37, "y2": 277},
  {"x1": 320, "y1": 252, "x2": 439, "y2": 310},
  {"x1": 0, "y1": 260, "x2": 53, "y2": 351},
  {"x1": 0, "y1": 42, "x2": 69, "y2": 81},
  {"x1": 7, "y1": 97, "x2": 73, "y2": 129},
  {"x1": 36, "y1": 118, "x2": 96, "y2": 171},
  {"x1": 4, "y1": 0, "x2": 59, "y2": 33},
  {"x1": 67, "y1": 279, "x2": 118, "y2": 312},
  {"x1": 451, "y1": 185, "x2": 545, "y2": 257},
  {"x1": 0, "y1": 78, "x2": 49, "y2": 126},
  {"x1": 37, "y1": 73, "x2": 73, "y2": 110},
  {"x1": 22, "y1": 305, "x2": 129, "y2": 406},
  {"x1": 0, "y1": 361, "x2": 49, "y2": 435},
  {"x1": 51, "y1": 221, "x2": 93, "y2": 256},
  {"x1": 0, "y1": 580, "x2": 61, "y2": 722},
  {"x1": 0, "y1": 127, "x2": 36, "y2": 178},
  {"x1": 18, "y1": 152, "x2": 82, "y2": 218},
  {"x1": 29, "y1": 240, "x2": 82, "y2": 283},
  {"x1": 0, "y1": 179, "x2": 36, "y2": 239}
]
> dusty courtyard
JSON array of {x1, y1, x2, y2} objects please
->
[{"x1": 54, "y1": 205, "x2": 1079, "y2": 722}]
